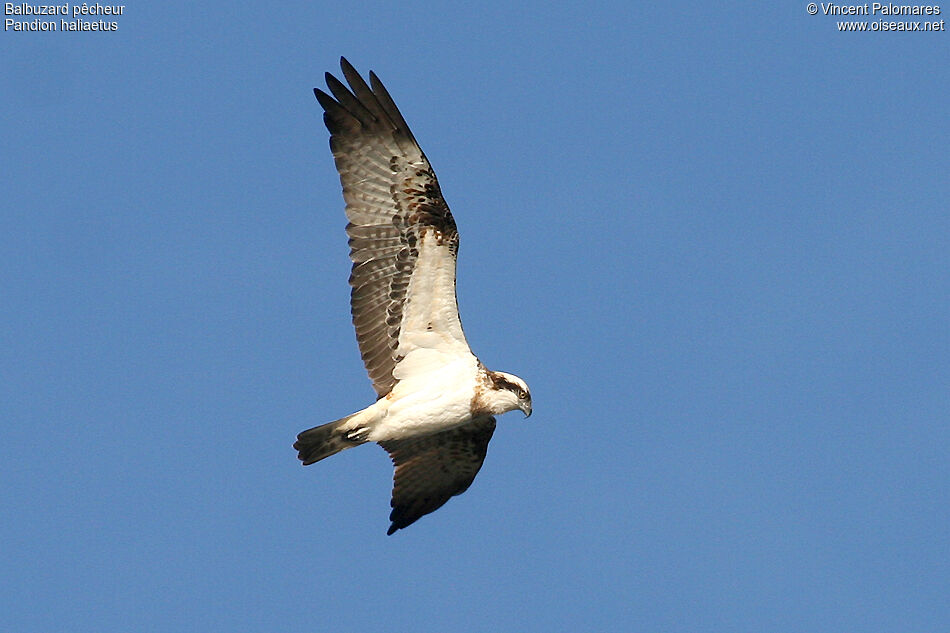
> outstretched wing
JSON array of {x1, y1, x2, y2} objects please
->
[
  {"x1": 379, "y1": 416, "x2": 496, "y2": 535},
  {"x1": 316, "y1": 58, "x2": 471, "y2": 398}
]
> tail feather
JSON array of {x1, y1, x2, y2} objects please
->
[{"x1": 294, "y1": 415, "x2": 364, "y2": 465}]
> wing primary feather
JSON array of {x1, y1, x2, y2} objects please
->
[
  {"x1": 340, "y1": 59, "x2": 394, "y2": 129},
  {"x1": 313, "y1": 88, "x2": 356, "y2": 126},
  {"x1": 368, "y1": 71, "x2": 420, "y2": 149},
  {"x1": 325, "y1": 73, "x2": 377, "y2": 125}
]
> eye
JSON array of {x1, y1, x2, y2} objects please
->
[{"x1": 518, "y1": 389, "x2": 527, "y2": 399}]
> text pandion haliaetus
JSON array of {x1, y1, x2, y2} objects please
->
[{"x1": 294, "y1": 58, "x2": 532, "y2": 535}]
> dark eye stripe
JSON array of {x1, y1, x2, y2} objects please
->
[
  {"x1": 501, "y1": 379, "x2": 522, "y2": 393},
  {"x1": 489, "y1": 371, "x2": 527, "y2": 397}
]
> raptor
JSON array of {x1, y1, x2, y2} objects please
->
[{"x1": 295, "y1": 58, "x2": 532, "y2": 535}]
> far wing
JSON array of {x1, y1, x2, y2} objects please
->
[
  {"x1": 379, "y1": 416, "x2": 496, "y2": 535},
  {"x1": 316, "y1": 58, "x2": 470, "y2": 398}
]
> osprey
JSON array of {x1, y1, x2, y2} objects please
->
[{"x1": 294, "y1": 58, "x2": 532, "y2": 535}]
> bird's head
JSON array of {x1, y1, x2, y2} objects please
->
[{"x1": 488, "y1": 371, "x2": 532, "y2": 418}]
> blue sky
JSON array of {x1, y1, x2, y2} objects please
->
[{"x1": 2, "y1": 2, "x2": 947, "y2": 631}]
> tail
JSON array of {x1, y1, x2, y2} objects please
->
[{"x1": 294, "y1": 414, "x2": 366, "y2": 465}]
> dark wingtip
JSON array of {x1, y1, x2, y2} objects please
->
[
  {"x1": 292, "y1": 437, "x2": 315, "y2": 465},
  {"x1": 313, "y1": 88, "x2": 337, "y2": 111},
  {"x1": 387, "y1": 524, "x2": 397, "y2": 536}
]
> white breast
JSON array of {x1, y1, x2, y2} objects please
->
[{"x1": 368, "y1": 355, "x2": 480, "y2": 441}]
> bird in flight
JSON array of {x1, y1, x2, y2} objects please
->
[{"x1": 294, "y1": 58, "x2": 532, "y2": 535}]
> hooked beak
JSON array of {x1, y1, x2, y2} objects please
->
[{"x1": 520, "y1": 402, "x2": 532, "y2": 418}]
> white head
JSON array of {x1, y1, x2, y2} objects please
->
[{"x1": 487, "y1": 371, "x2": 532, "y2": 418}]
